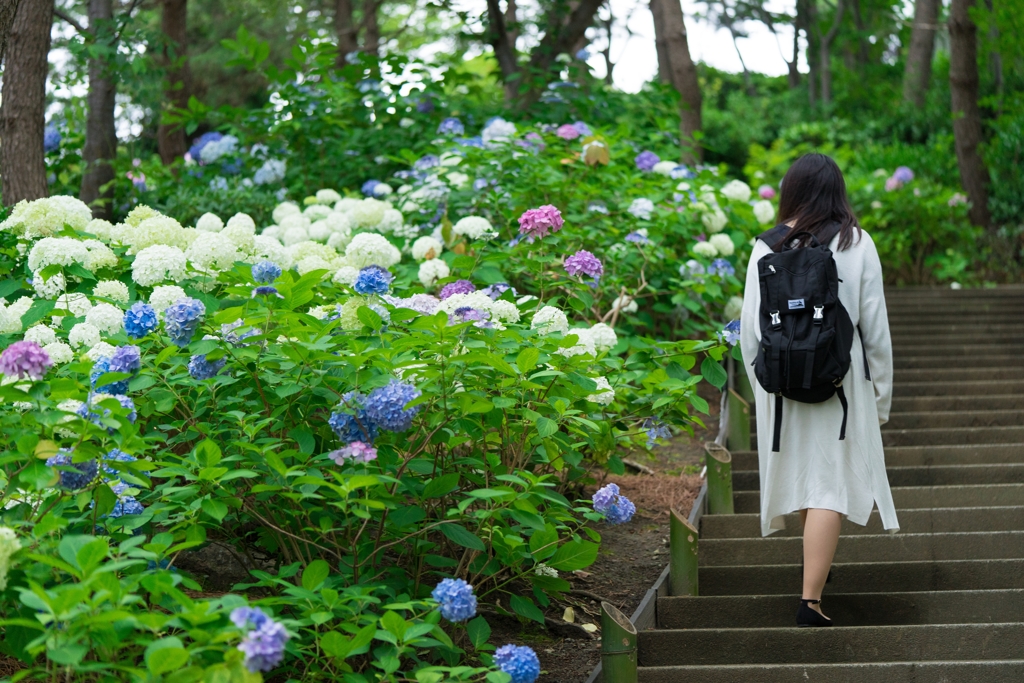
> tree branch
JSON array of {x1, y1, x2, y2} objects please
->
[{"x1": 54, "y1": 8, "x2": 89, "y2": 35}]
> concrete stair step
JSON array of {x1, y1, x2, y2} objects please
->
[
  {"x1": 701, "y1": 506, "x2": 1024, "y2": 539},
  {"x1": 637, "y1": 660, "x2": 1024, "y2": 682},
  {"x1": 656, "y1": 589, "x2": 1024, "y2": 629},
  {"x1": 886, "y1": 345, "x2": 1024, "y2": 358},
  {"x1": 699, "y1": 559, "x2": 1024, "y2": 595},
  {"x1": 891, "y1": 394, "x2": 1024, "y2": 412},
  {"x1": 733, "y1": 463, "x2": 1024, "y2": 491},
  {"x1": 637, "y1": 623, "x2": 1024, "y2": 666},
  {"x1": 733, "y1": 483, "x2": 1024, "y2": 514},
  {"x1": 699, "y1": 530, "x2": 1024, "y2": 566},
  {"x1": 884, "y1": 410, "x2": 1024, "y2": 429},
  {"x1": 729, "y1": 444, "x2": 1024, "y2": 471},
  {"x1": 893, "y1": 368, "x2": 1024, "y2": 382},
  {"x1": 888, "y1": 323, "x2": 1024, "y2": 334},
  {"x1": 894, "y1": 379, "x2": 1024, "y2": 395},
  {"x1": 751, "y1": 426, "x2": 1024, "y2": 449},
  {"x1": 893, "y1": 354, "x2": 1024, "y2": 369},
  {"x1": 891, "y1": 333, "x2": 1024, "y2": 345}
]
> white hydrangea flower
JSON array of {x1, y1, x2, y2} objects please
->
[
  {"x1": 444, "y1": 172, "x2": 468, "y2": 189},
  {"x1": 709, "y1": 233, "x2": 735, "y2": 257},
  {"x1": 84, "y1": 341, "x2": 116, "y2": 361},
  {"x1": 753, "y1": 199, "x2": 776, "y2": 225},
  {"x1": 68, "y1": 322, "x2": 101, "y2": 349},
  {"x1": 0, "y1": 526, "x2": 21, "y2": 591},
  {"x1": 124, "y1": 205, "x2": 162, "y2": 227},
  {"x1": 489, "y1": 299, "x2": 520, "y2": 323},
  {"x1": 288, "y1": 241, "x2": 338, "y2": 268},
  {"x1": 304, "y1": 204, "x2": 332, "y2": 222},
  {"x1": 85, "y1": 217, "x2": 116, "y2": 241},
  {"x1": 482, "y1": 117, "x2": 516, "y2": 144},
  {"x1": 323, "y1": 211, "x2": 351, "y2": 234},
  {"x1": 608, "y1": 243, "x2": 629, "y2": 259},
  {"x1": 334, "y1": 198, "x2": 362, "y2": 213},
  {"x1": 693, "y1": 241, "x2": 719, "y2": 258},
  {"x1": 261, "y1": 225, "x2": 284, "y2": 241},
  {"x1": 308, "y1": 221, "x2": 332, "y2": 242},
  {"x1": 588, "y1": 323, "x2": 618, "y2": 352},
  {"x1": 560, "y1": 328, "x2": 597, "y2": 358},
  {"x1": 129, "y1": 215, "x2": 188, "y2": 253},
  {"x1": 193, "y1": 213, "x2": 221, "y2": 233},
  {"x1": 345, "y1": 232, "x2": 401, "y2": 269},
  {"x1": 295, "y1": 255, "x2": 334, "y2": 276},
  {"x1": 85, "y1": 303, "x2": 124, "y2": 336},
  {"x1": 412, "y1": 236, "x2": 443, "y2": 261},
  {"x1": 333, "y1": 266, "x2": 360, "y2": 286},
  {"x1": 327, "y1": 231, "x2": 353, "y2": 251},
  {"x1": 43, "y1": 341, "x2": 74, "y2": 365},
  {"x1": 453, "y1": 216, "x2": 493, "y2": 240},
  {"x1": 628, "y1": 198, "x2": 654, "y2": 220},
  {"x1": 724, "y1": 295, "x2": 744, "y2": 321},
  {"x1": 132, "y1": 245, "x2": 187, "y2": 286},
  {"x1": 282, "y1": 225, "x2": 310, "y2": 247},
  {"x1": 199, "y1": 134, "x2": 238, "y2": 162},
  {"x1": 32, "y1": 270, "x2": 66, "y2": 299},
  {"x1": 532, "y1": 306, "x2": 569, "y2": 335},
  {"x1": 372, "y1": 183, "x2": 393, "y2": 198},
  {"x1": 0, "y1": 297, "x2": 33, "y2": 334},
  {"x1": 54, "y1": 292, "x2": 92, "y2": 317},
  {"x1": 316, "y1": 189, "x2": 342, "y2": 205},
  {"x1": 28, "y1": 237, "x2": 90, "y2": 272},
  {"x1": 24, "y1": 325, "x2": 57, "y2": 347},
  {"x1": 676, "y1": 182, "x2": 691, "y2": 192},
  {"x1": 393, "y1": 223, "x2": 420, "y2": 240},
  {"x1": 436, "y1": 291, "x2": 495, "y2": 317},
  {"x1": 652, "y1": 160, "x2": 678, "y2": 176},
  {"x1": 83, "y1": 240, "x2": 118, "y2": 271},
  {"x1": 0, "y1": 196, "x2": 92, "y2": 239},
  {"x1": 272, "y1": 202, "x2": 302, "y2": 224},
  {"x1": 93, "y1": 280, "x2": 130, "y2": 303},
  {"x1": 418, "y1": 259, "x2": 450, "y2": 288},
  {"x1": 701, "y1": 208, "x2": 728, "y2": 234},
  {"x1": 440, "y1": 152, "x2": 462, "y2": 167},
  {"x1": 149, "y1": 285, "x2": 187, "y2": 313},
  {"x1": 349, "y1": 198, "x2": 388, "y2": 229},
  {"x1": 611, "y1": 296, "x2": 638, "y2": 314},
  {"x1": 720, "y1": 179, "x2": 752, "y2": 203},
  {"x1": 534, "y1": 563, "x2": 559, "y2": 578},
  {"x1": 587, "y1": 376, "x2": 615, "y2": 405},
  {"x1": 252, "y1": 235, "x2": 288, "y2": 266},
  {"x1": 378, "y1": 208, "x2": 404, "y2": 234},
  {"x1": 186, "y1": 232, "x2": 239, "y2": 272}
]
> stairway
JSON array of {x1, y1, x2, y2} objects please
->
[{"x1": 637, "y1": 287, "x2": 1024, "y2": 682}]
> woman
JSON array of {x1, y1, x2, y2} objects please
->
[{"x1": 740, "y1": 153, "x2": 899, "y2": 627}]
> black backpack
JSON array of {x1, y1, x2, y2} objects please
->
[{"x1": 753, "y1": 223, "x2": 854, "y2": 452}]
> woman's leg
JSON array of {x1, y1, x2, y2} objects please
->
[{"x1": 802, "y1": 508, "x2": 842, "y2": 616}]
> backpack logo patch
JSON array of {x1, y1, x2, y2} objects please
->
[{"x1": 788, "y1": 298, "x2": 806, "y2": 310}]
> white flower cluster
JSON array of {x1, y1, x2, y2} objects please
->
[
  {"x1": 0, "y1": 526, "x2": 20, "y2": 591},
  {"x1": 753, "y1": 199, "x2": 776, "y2": 225},
  {"x1": 85, "y1": 302, "x2": 124, "y2": 336},
  {"x1": 0, "y1": 297, "x2": 33, "y2": 334},
  {"x1": 150, "y1": 285, "x2": 187, "y2": 313},
  {"x1": 720, "y1": 179, "x2": 752, "y2": 203},
  {"x1": 344, "y1": 233, "x2": 402, "y2": 269},
  {"x1": 32, "y1": 271, "x2": 65, "y2": 298},
  {"x1": 0, "y1": 196, "x2": 92, "y2": 238},
  {"x1": 628, "y1": 198, "x2": 654, "y2": 220},
  {"x1": 436, "y1": 291, "x2": 520, "y2": 324},
  {"x1": 412, "y1": 236, "x2": 443, "y2": 261},
  {"x1": 93, "y1": 280, "x2": 130, "y2": 303},
  {"x1": 196, "y1": 213, "x2": 224, "y2": 232},
  {"x1": 186, "y1": 232, "x2": 240, "y2": 272},
  {"x1": 587, "y1": 376, "x2": 615, "y2": 405},
  {"x1": 611, "y1": 296, "x2": 638, "y2": 315},
  {"x1": 453, "y1": 216, "x2": 493, "y2": 240},
  {"x1": 652, "y1": 161, "x2": 678, "y2": 176},
  {"x1": 69, "y1": 322, "x2": 101, "y2": 349},
  {"x1": 133, "y1": 245, "x2": 187, "y2": 286},
  {"x1": 418, "y1": 259, "x2": 450, "y2": 287},
  {"x1": 482, "y1": 117, "x2": 516, "y2": 144},
  {"x1": 28, "y1": 237, "x2": 89, "y2": 272},
  {"x1": 199, "y1": 134, "x2": 238, "y2": 163},
  {"x1": 531, "y1": 306, "x2": 569, "y2": 335}
]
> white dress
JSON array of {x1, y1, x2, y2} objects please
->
[{"x1": 740, "y1": 228, "x2": 900, "y2": 537}]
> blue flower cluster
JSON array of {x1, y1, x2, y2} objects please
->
[
  {"x1": 164, "y1": 298, "x2": 205, "y2": 347},
  {"x1": 46, "y1": 450, "x2": 98, "y2": 490},
  {"x1": 102, "y1": 448, "x2": 136, "y2": 479},
  {"x1": 437, "y1": 118, "x2": 464, "y2": 135},
  {"x1": 252, "y1": 286, "x2": 280, "y2": 298},
  {"x1": 592, "y1": 483, "x2": 636, "y2": 525},
  {"x1": 353, "y1": 266, "x2": 394, "y2": 295},
  {"x1": 189, "y1": 354, "x2": 227, "y2": 380},
  {"x1": 643, "y1": 418, "x2": 671, "y2": 448},
  {"x1": 709, "y1": 258, "x2": 735, "y2": 278},
  {"x1": 431, "y1": 578, "x2": 477, "y2": 622},
  {"x1": 252, "y1": 260, "x2": 282, "y2": 284},
  {"x1": 109, "y1": 496, "x2": 144, "y2": 518},
  {"x1": 109, "y1": 345, "x2": 141, "y2": 377},
  {"x1": 44, "y1": 125, "x2": 62, "y2": 153},
  {"x1": 90, "y1": 356, "x2": 129, "y2": 394},
  {"x1": 494, "y1": 644, "x2": 541, "y2": 683},
  {"x1": 720, "y1": 320, "x2": 741, "y2": 346},
  {"x1": 361, "y1": 179, "x2": 381, "y2": 196},
  {"x1": 231, "y1": 607, "x2": 290, "y2": 673},
  {"x1": 77, "y1": 394, "x2": 137, "y2": 427},
  {"x1": 188, "y1": 131, "x2": 223, "y2": 161},
  {"x1": 481, "y1": 282, "x2": 516, "y2": 301},
  {"x1": 363, "y1": 380, "x2": 422, "y2": 432},
  {"x1": 328, "y1": 392, "x2": 380, "y2": 445},
  {"x1": 124, "y1": 303, "x2": 158, "y2": 339}
]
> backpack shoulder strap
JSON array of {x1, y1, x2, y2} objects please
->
[
  {"x1": 757, "y1": 224, "x2": 791, "y2": 249},
  {"x1": 816, "y1": 222, "x2": 842, "y2": 248}
]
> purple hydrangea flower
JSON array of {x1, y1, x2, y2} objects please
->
[
  {"x1": 124, "y1": 303, "x2": 158, "y2": 339},
  {"x1": 518, "y1": 205, "x2": 564, "y2": 239},
  {"x1": 564, "y1": 250, "x2": 603, "y2": 278},
  {"x1": 363, "y1": 380, "x2": 422, "y2": 432},
  {"x1": 572, "y1": 121, "x2": 592, "y2": 136},
  {"x1": 720, "y1": 320, "x2": 741, "y2": 346},
  {"x1": 481, "y1": 283, "x2": 516, "y2": 300},
  {"x1": 361, "y1": 179, "x2": 381, "y2": 197},
  {"x1": 556, "y1": 124, "x2": 581, "y2": 140},
  {"x1": 709, "y1": 259, "x2": 735, "y2": 278},
  {"x1": 893, "y1": 166, "x2": 914, "y2": 183},
  {"x1": 252, "y1": 260, "x2": 282, "y2": 284},
  {"x1": 329, "y1": 392, "x2": 379, "y2": 444},
  {"x1": 109, "y1": 345, "x2": 141, "y2": 377},
  {"x1": 0, "y1": 341, "x2": 53, "y2": 381},
  {"x1": 438, "y1": 117, "x2": 465, "y2": 135},
  {"x1": 164, "y1": 298, "x2": 206, "y2": 348},
  {"x1": 415, "y1": 96, "x2": 434, "y2": 113},
  {"x1": 328, "y1": 441, "x2": 377, "y2": 465},
  {"x1": 431, "y1": 578, "x2": 477, "y2": 622},
  {"x1": 189, "y1": 354, "x2": 226, "y2": 380},
  {"x1": 383, "y1": 294, "x2": 440, "y2": 315},
  {"x1": 439, "y1": 280, "x2": 475, "y2": 299},
  {"x1": 232, "y1": 607, "x2": 290, "y2": 673},
  {"x1": 592, "y1": 482, "x2": 621, "y2": 512},
  {"x1": 592, "y1": 482, "x2": 636, "y2": 524},
  {"x1": 353, "y1": 265, "x2": 394, "y2": 295},
  {"x1": 47, "y1": 450, "x2": 98, "y2": 490},
  {"x1": 635, "y1": 150, "x2": 660, "y2": 172},
  {"x1": 453, "y1": 307, "x2": 487, "y2": 323},
  {"x1": 231, "y1": 607, "x2": 271, "y2": 630},
  {"x1": 90, "y1": 356, "x2": 129, "y2": 395},
  {"x1": 494, "y1": 644, "x2": 541, "y2": 683}
]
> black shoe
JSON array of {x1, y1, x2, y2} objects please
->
[
  {"x1": 801, "y1": 561, "x2": 833, "y2": 583},
  {"x1": 796, "y1": 599, "x2": 833, "y2": 627}
]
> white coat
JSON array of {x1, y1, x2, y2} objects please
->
[{"x1": 740, "y1": 228, "x2": 900, "y2": 537}]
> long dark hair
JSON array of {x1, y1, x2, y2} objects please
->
[{"x1": 775, "y1": 153, "x2": 860, "y2": 251}]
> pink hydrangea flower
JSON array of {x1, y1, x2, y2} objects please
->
[
  {"x1": 0, "y1": 341, "x2": 53, "y2": 380},
  {"x1": 885, "y1": 176, "x2": 902, "y2": 192},
  {"x1": 556, "y1": 124, "x2": 581, "y2": 140},
  {"x1": 518, "y1": 205, "x2": 564, "y2": 239},
  {"x1": 758, "y1": 184, "x2": 776, "y2": 200},
  {"x1": 329, "y1": 442, "x2": 378, "y2": 464}
]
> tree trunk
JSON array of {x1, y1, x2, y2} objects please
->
[
  {"x1": 983, "y1": 0, "x2": 1003, "y2": 107},
  {"x1": 729, "y1": 27, "x2": 754, "y2": 96},
  {"x1": 849, "y1": 0, "x2": 869, "y2": 68},
  {"x1": 334, "y1": 0, "x2": 358, "y2": 66},
  {"x1": 518, "y1": 0, "x2": 603, "y2": 108},
  {"x1": 786, "y1": 16, "x2": 800, "y2": 89},
  {"x1": 487, "y1": 0, "x2": 520, "y2": 101},
  {"x1": 0, "y1": 0, "x2": 23, "y2": 66},
  {"x1": 157, "y1": 0, "x2": 189, "y2": 165},
  {"x1": 80, "y1": 0, "x2": 117, "y2": 219},
  {"x1": 602, "y1": 10, "x2": 614, "y2": 85},
  {"x1": 949, "y1": 0, "x2": 991, "y2": 227},
  {"x1": 505, "y1": 0, "x2": 519, "y2": 49},
  {"x1": 650, "y1": 0, "x2": 702, "y2": 164},
  {"x1": 818, "y1": 0, "x2": 845, "y2": 107},
  {"x1": 0, "y1": 0, "x2": 52, "y2": 205},
  {"x1": 902, "y1": 0, "x2": 940, "y2": 108},
  {"x1": 802, "y1": 0, "x2": 818, "y2": 108},
  {"x1": 362, "y1": 0, "x2": 380, "y2": 55}
]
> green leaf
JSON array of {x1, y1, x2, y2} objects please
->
[
  {"x1": 535, "y1": 417, "x2": 559, "y2": 438},
  {"x1": 731, "y1": 344, "x2": 744, "y2": 361},
  {"x1": 195, "y1": 440, "x2": 222, "y2": 467},
  {"x1": 547, "y1": 540, "x2": 598, "y2": 571},
  {"x1": 380, "y1": 610, "x2": 408, "y2": 640},
  {"x1": 509, "y1": 595, "x2": 546, "y2": 625},
  {"x1": 145, "y1": 637, "x2": 189, "y2": 675},
  {"x1": 529, "y1": 525, "x2": 559, "y2": 560},
  {"x1": 302, "y1": 559, "x2": 330, "y2": 591},
  {"x1": 440, "y1": 523, "x2": 485, "y2": 551},
  {"x1": 467, "y1": 616, "x2": 491, "y2": 649},
  {"x1": 357, "y1": 305, "x2": 383, "y2": 330},
  {"x1": 200, "y1": 499, "x2": 228, "y2": 522},
  {"x1": 0, "y1": 278, "x2": 23, "y2": 298},
  {"x1": 516, "y1": 348, "x2": 539, "y2": 374},
  {"x1": 700, "y1": 356, "x2": 728, "y2": 389},
  {"x1": 422, "y1": 473, "x2": 459, "y2": 499},
  {"x1": 288, "y1": 428, "x2": 316, "y2": 455}
]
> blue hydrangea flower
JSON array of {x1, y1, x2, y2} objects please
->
[
  {"x1": 625, "y1": 230, "x2": 651, "y2": 245},
  {"x1": 437, "y1": 117, "x2": 465, "y2": 135},
  {"x1": 709, "y1": 259, "x2": 735, "y2": 278},
  {"x1": 592, "y1": 482, "x2": 620, "y2": 513},
  {"x1": 481, "y1": 283, "x2": 516, "y2": 300},
  {"x1": 592, "y1": 483, "x2": 636, "y2": 525},
  {"x1": 414, "y1": 154, "x2": 440, "y2": 170},
  {"x1": 44, "y1": 125, "x2": 62, "y2": 153},
  {"x1": 431, "y1": 578, "x2": 477, "y2": 622},
  {"x1": 353, "y1": 265, "x2": 394, "y2": 295},
  {"x1": 494, "y1": 644, "x2": 541, "y2": 683},
  {"x1": 109, "y1": 345, "x2": 141, "y2": 377},
  {"x1": 575, "y1": 48, "x2": 590, "y2": 61},
  {"x1": 252, "y1": 260, "x2": 282, "y2": 284},
  {"x1": 252, "y1": 286, "x2": 280, "y2": 298},
  {"x1": 102, "y1": 448, "x2": 136, "y2": 479},
  {"x1": 78, "y1": 394, "x2": 137, "y2": 427},
  {"x1": 329, "y1": 393, "x2": 379, "y2": 444},
  {"x1": 90, "y1": 356, "x2": 129, "y2": 395},
  {"x1": 720, "y1": 320, "x2": 741, "y2": 346},
  {"x1": 47, "y1": 450, "x2": 98, "y2": 490},
  {"x1": 671, "y1": 165, "x2": 696, "y2": 180},
  {"x1": 108, "y1": 496, "x2": 144, "y2": 518},
  {"x1": 221, "y1": 320, "x2": 258, "y2": 347},
  {"x1": 231, "y1": 607, "x2": 290, "y2": 673},
  {"x1": 455, "y1": 136, "x2": 484, "y2": 148},
  {"x1": 124, "y1": 303, "x2": 158, "y2": 339},
  {"x1": 189, "y1": 354, "x2": 227, "y2": 380},
  {"x1": 363, "y1": 380, "x2": 422, "y2": 432},
  {"x1": 231, "y1": 607, "x2": 272, "y2": 630},
  {"x1": 187, "y1": 131, "x2": 223, "y2": 161},
  {"x1": 164, "y1": 298, "x2": 205, "y2": 347},
  {"x1": 643, "y1": 418, "x2": 671, "y2": 448},
  {"x1": 361, "y1": 179, "x2": 381, "y2": 196},
  {"x1": 415, "y1": 96, "x2": 434, "y2": 113}
]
